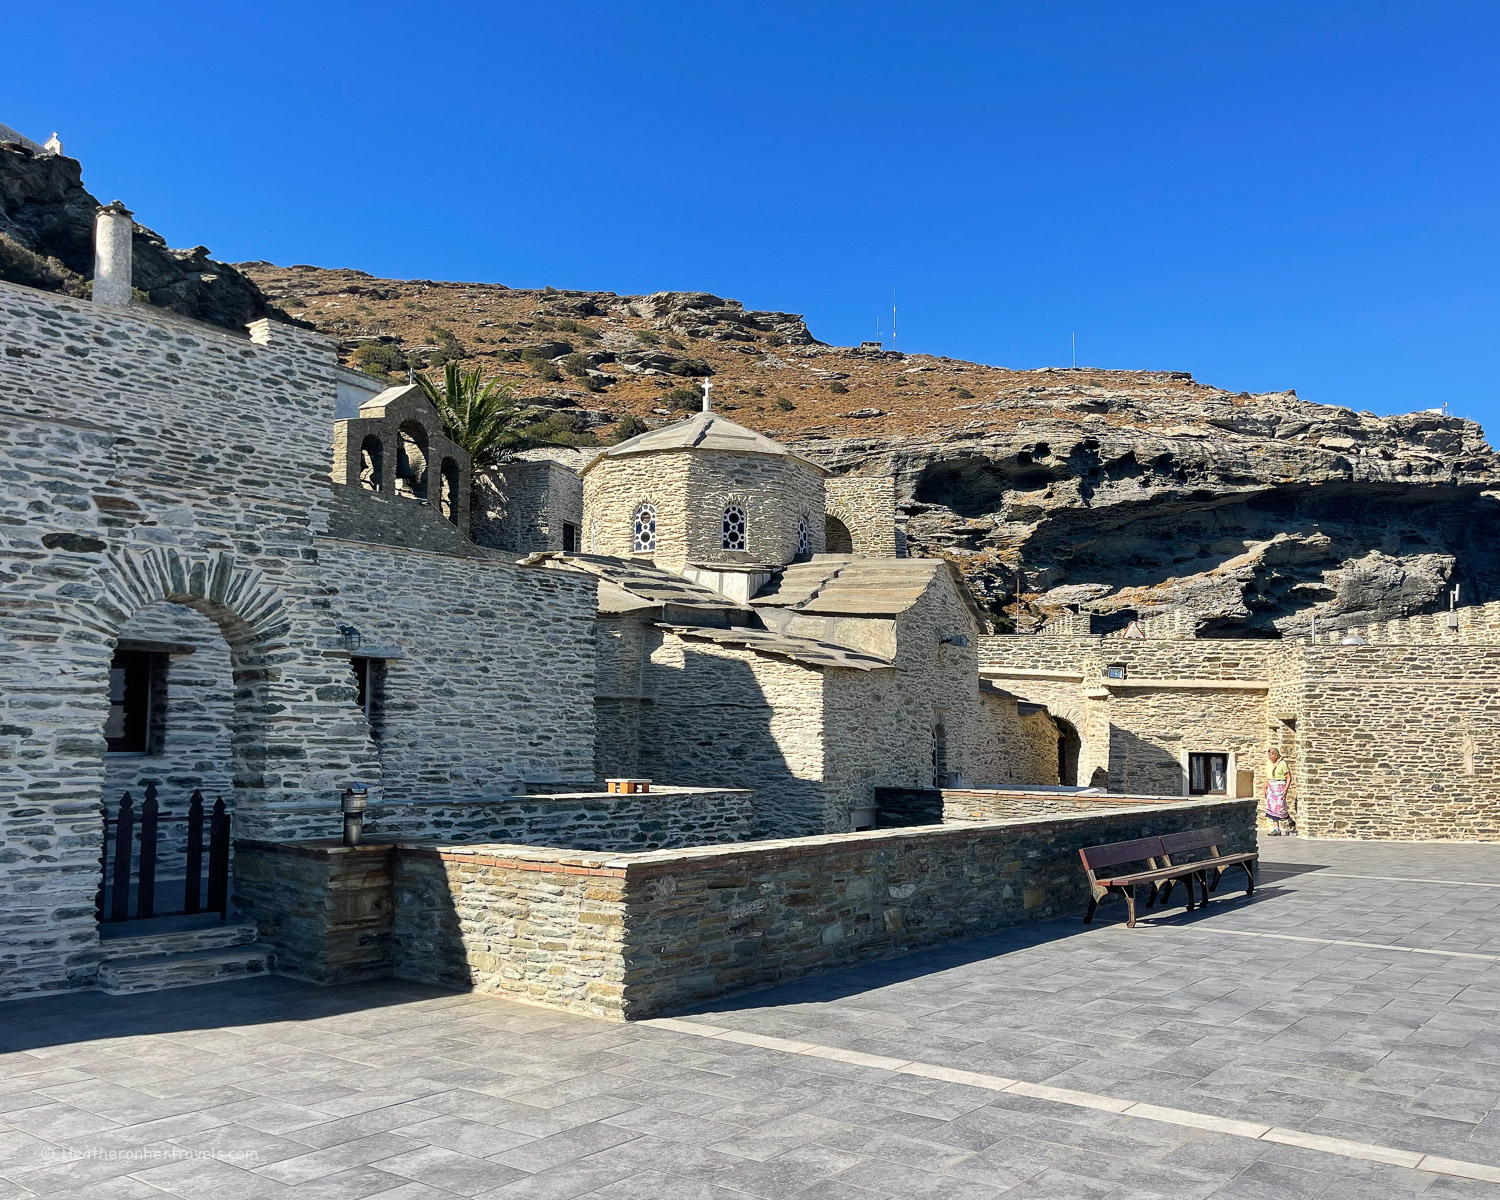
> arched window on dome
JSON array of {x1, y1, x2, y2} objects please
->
[
  {"x1": 721, "y1": 503, "x2": 747, "y2": 551},
  {"x1": 632, "y1": 503, "x2": 657, "y2": 554},
  {"x1": 796, "y1": 515, "x2": 811, "y2": 559}
]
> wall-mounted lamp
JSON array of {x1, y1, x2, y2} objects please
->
[
  {"x1": 940, "y1": 633, "x2": 970, "y2": 648},
  {"x1": 1340, "y1": 634, "x2": 1367, "y2": 646},
  {"x1": 337, "y1": 625, "x2": 362, "y2": 653},
  {"x1": 1104, "y1": 663, "x2": 1127, "y2": 680},
  {"x1": 341, "y1": 784, "x2": 369, "y2": 846}
]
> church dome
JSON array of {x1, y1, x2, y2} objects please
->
[
  {"x1": 580, "y1": 411, "x2": 828, "y2": 569},
  {"x1": 582, "y1": 411, "x2": 827, "y2": 475}
]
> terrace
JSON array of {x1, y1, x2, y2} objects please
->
[{"x1": 3, "y1": 838, "x2": 1500, "y2": 1197}]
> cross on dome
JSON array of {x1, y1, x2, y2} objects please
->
[{"x1": 701, "y1": 377, "x2": 712, "y2": 412}]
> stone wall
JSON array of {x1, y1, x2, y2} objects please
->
[
  {"x1": 1294, "y1": 643, "x2": 1500, "y2": 840},
  {"x1": 474, "y1": 460, "x2": 584, "y2": 554},
  {"x1": 233, "y1": 841, "x2": 395, "y2": 985},
  {"x1": 824, "y1": 474, "x2": 900, "y2": 557},
  {"x1": 312, "y1": 796, "x2": 1255, "y2": 1019},
  {"x1": 325, "y1": 485, "x2": 475, "y2": 557},
  {"x1": 257, "y1": 786, "x2": 753, "y2": 850},
  {"x1": 937, "y1": 788, "x2": 1186, "y2": 821},
  {"x1": 582, "y1": 451, "x2": 690, "y2": 563},
  {"x1": 393, "y1": 845, "x2": 627, "y2": 1017},
  {"x1": 979, "y1": 633, "x2": 1274, "y2": 796},
  {"x1": 317, "y1": 540, "x2": 598, "y2": 803},
  {"x1": 633, "y1": 628, "x2": 831, "y2": 837},
  {"x1": 978, "y1": 618, "x2": 1500, "y2": 840},
  {"x1": 824, "y1": 568, "x2": 1013, "y2": 817},
  {"x1": 683, "y1": 452, "x2": 826, "y2": 567},
  {"x1": 582, "y1": 449, "x2": 826, "y2": 571},
  {"x1": 1107, "y1": 686, "x2": 1268, "y2": 798},
  {"x1": 0, "y1": 281, "x2": 381, "y2": 998}
]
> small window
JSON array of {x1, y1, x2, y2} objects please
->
[
  {"x1": 796, "y1": 515, "x2": 811, "y2": 558},
  {"x1": 632, "y1": 503, "x2": 656, "y2": 554},
  {"x1": 722, "y1": 504, "x2": 746, "y2": 551},
  {"x1": 1188, "y1": 753, "x2": 1229, "y2": 795},
  {"x1": 105, "y1": 650, "x2": 165, "y2": 754},
  {"x1": 932, "y1": 721, "x2": 949, "y2": 788},
  {"x1": 351, "y1": 656, "x2": 385, "y2": 736},
  {"x1": 562, "y1": 522, "x2": 578, "y2": 553}
]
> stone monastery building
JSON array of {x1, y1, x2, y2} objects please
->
[{"x1": 2, "y1": 202, "x2": 1499, "y2": 1008}]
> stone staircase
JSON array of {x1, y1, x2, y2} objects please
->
[{"x1": 97, "y1": 915, "x2": 273, "y2": 995}]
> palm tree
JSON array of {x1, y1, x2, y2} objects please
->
[{"x1": 415, "y1": 361, "x2": 563, "y2": 474}]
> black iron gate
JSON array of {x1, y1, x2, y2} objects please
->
[{"x1": 96, "y1": 785, "x2": 230, "y2": 923}]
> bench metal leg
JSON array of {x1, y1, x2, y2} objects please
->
[
  {"x1": 1243, "y1": 861, "x2": 1255, "y2": 896},
  {"x1": 1085, "y1": 894, "x2": 1099, "y2": 924},
  {"x1": 1124, "y1": 885, "x2": 1137, "y2": 928}
]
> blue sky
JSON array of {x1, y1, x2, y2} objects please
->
[{"x1": 6, "y1": 2, "x2": 1498, "y2": 428}]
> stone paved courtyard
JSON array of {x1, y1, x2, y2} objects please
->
[{"x1": 4, "y1": 839, "x2": 1500, "y2": 1198}]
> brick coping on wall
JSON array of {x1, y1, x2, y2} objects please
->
[
  {"x1": 254, "y1": 785, "x2": 752, "y2": 815},
  {"x1": 933, "y1": 789, "x2": 1187, "y2": 807},
  {"x1": 240, "y1": 794, "x2": 1254, "y2": 880}
]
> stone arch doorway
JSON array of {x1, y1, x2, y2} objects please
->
[
  {"x1": 1055, "y1": 716, "x2": 1083, "y2": 787},
  {"x1": 825, "y1": 514, "x2": 854, "y2": 554},
  {"x1": 91, "y1": 549, "x2": 292, "y2": 921}
]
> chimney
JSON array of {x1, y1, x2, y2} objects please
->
[{"x1": 92, "y1": 201, "x2": 134, "y2": 307}]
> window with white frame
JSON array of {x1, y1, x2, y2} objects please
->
[
  {"x1": 632, "y1": 503, "x2": 656, "y2": 554},
  {"x1": 1187, "y1": 752, "x2": 1229, "y2": 795},
  {"x1": 722, "y1": 503, "x2": 747, "y2": 550}
]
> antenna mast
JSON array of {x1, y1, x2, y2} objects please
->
[{"x1": 892, "y1": 288, "x2": 897, "y2": 352}]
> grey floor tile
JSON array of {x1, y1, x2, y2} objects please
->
[{"x1": 371, "y1": 1143, "x2": 526, "y2": 1196}]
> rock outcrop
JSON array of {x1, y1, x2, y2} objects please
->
[
  {"x1": 801, "y1": 383, "x2": 1500, "y2": 636},
  {"x1": 236, "y1": 263, "x2": 1500, "y2": 637},
  {"x1": 0, "y1": 142, "x2": 293, "y2": 331}
]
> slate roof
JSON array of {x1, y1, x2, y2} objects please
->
[
  {"x1": 581, "y1": 412, "x2": 827, "y2": 475},
  {"x1": 751, "y1": 556, "x2": 949, "y2": 616},
  {"x1": 530, "y1": 553, "x2": 747, "y2": 615},
  {"x1": 657, "y1": 624, "x2": 893, "y2": 671}
]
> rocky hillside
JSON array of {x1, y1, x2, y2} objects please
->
[
  {"x1": 0, "y1": 142, "x2": 292, "y2": 330},
  {"x1": 2, "y1": 123, "x2": 1490, "y2": 635},
  {"x1": 240, "y1": 263, "x2": 1500, "y2": 636}
]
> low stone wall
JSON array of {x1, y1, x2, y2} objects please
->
[
  {"x1": 610, "y1": 797, "x2": 1255, "y2": 1018},
  {"x1": 259, "y1": 785, "x2": 753, "y2": 851},
  {"x1": 938, "y1": 789, "x2": 1185, "y2": 821},
  {"x1": 393, "y1": 846, "x2": 627, "y2": 1016},
  {"x1": 874, "y1": 786, "x2": 1184, "y2": 825},
  {"x1": 237, "y1": 796, "x2": 1254, "y2": 1019},
  {"x1": 233, "y1": 841, "x2": 395, "y2": 985}
]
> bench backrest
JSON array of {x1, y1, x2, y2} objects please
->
[
  {"x1": 1079, "y1": 836, "x2": 1165, "y2": 873},
  {"x1": 1160, "y1": 827, "x2": 1222, "y2": 857}
]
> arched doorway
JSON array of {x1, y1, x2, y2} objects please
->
[
  {"x1": 825, "y1": 514, "x2": 854, "y2": 554},
  {"x1": 1055, "y1": 716, "x2": 1082, "y2": 787},
  {"x1": 101, "y1": 600, "x2": 237, "y2": 919}
]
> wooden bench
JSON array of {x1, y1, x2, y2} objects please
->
[
  {"x1": 1079, "y1": 827, "x2": 1257, "y2": 928},
  {"x1": 1158, "y1": 827, "x2": 1257, "y2": 908}
]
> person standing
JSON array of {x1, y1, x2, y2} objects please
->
[{"x1": 1265, "y1": 748, "x2": 1295, "y2": 836}]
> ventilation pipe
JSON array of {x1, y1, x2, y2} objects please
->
[{"x1": 92, "y1": 200, "x2": 134, "y2": 307}]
